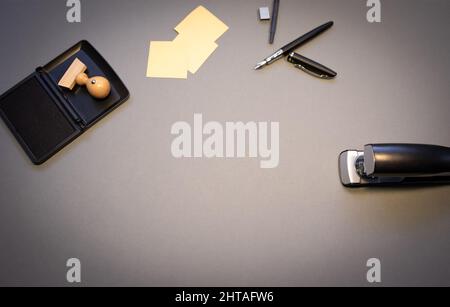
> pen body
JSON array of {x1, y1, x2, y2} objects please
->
[
  {"x1": 281, "y1": 21, "x2": 334, "y2": 55},
  {"x1": 269, "y1": 0, "x2": 280, "y2": 44}
]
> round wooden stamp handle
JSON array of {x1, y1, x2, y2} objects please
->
[{"x1": 76, "y1": 73, "x2": 111, "y2": 100}]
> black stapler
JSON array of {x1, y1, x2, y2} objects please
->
[{"x1": 339, "y1": 144, "x2": 450, "y2": 187}]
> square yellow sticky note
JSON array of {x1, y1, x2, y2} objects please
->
[
  {"x1": 175, "y1": 5, "x2": 229, "y2": 42},
  {"x1": 146, "y1": 41, "x2": 187, "y2": 79},
  {"x1": 173, "y1": 35, "x2": 218, "y2": 74}
]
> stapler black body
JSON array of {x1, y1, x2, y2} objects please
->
[{"x1": 339, "y1": 144, "x2": 450, "y2": 187}]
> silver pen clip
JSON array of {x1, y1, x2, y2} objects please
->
[{"x1": 293, "y1": 64, "x2": 331, "y2": 79}]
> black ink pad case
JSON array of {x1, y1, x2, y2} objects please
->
[{"x1": 0, "y1": 40, "x2": 129, "y2": 165}]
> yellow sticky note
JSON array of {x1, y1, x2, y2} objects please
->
[
  {"x1": 173, "y1": 35, "x2": 218, "y2": 74},
  {"x1": 146, "y1": 6, "x2": 228, "y2": 79},
  {"x1": 146, "y1": 41, "x2": 187, "y2": 79},
  {"x1": 175, "y1": 5, "x2": 229, "y2": 42}
]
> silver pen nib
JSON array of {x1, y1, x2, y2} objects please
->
[
  {"x1": 254, "y1": 60, "x2": 267, "y2": 70},
  {"x1": 254, "y1": 49, "x2": 284, "y2": 70}
]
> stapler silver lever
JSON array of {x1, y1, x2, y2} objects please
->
[{"x1": 339, "y1": 144, "x2": 450, "y2": 187}]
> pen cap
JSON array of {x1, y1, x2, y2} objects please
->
[{"x1": 287, "y1": 52, "x2": 337, "y2": 79}]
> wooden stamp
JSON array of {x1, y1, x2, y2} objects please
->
[
  {"x1": 58, "y1": 58, "x2": 111, "y2": 99},
  {"x1": 58, "y1": 58, "x2": 87, "y2": 90}
]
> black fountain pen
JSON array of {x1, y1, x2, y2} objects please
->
[{"x1": 254, "y1": 21, "x2": 334, "y2": 70}]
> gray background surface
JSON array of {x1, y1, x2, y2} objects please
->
[{"x1": 0, "y1": 0, "x2": 449, "y2": 286}]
